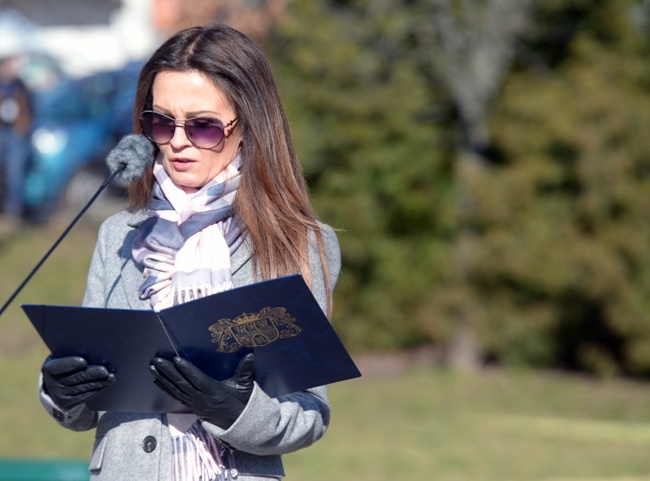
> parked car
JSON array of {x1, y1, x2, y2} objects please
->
[{"x1": 23, "y1": 61, "x2": 142, "y2": 222}]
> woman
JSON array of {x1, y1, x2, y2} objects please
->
[{"x1": 38, "y1": 25, "x2": 340, "y2": 481}]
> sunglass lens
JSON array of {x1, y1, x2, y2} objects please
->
[
  {"x1": 141, "y1": 112, "x2": 227, "y2": 148},
  {"x1": 143, "y1": 112, "x2": 175, "y2": 144},
  {"x1": 185, "y1": 118, "x2": 225, "y2": 148}
]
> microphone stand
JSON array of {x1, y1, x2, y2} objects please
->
[{"x1": 0, "y1": 166, "x2": 124, "y2": 317}]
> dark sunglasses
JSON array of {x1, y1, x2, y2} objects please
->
[{"x1": 140, "y1": 110, "x2": 238, "y2": 149}]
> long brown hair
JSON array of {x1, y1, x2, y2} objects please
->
[{"x1": 128, "y1": 25, "x2": 332, "y2": 316}]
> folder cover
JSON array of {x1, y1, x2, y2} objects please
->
[{"x1": 22, "y1": 275, "x2": 361, "y2": 413}]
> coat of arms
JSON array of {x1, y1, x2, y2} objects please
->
[{"x1": 208, "y1": 306, "x2": 302, "y2": 353}]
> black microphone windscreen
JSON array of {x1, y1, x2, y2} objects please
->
[{"x1": 106, "y1": 134, "x2": 155, "y2": 183}]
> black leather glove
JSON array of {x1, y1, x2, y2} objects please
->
[
  {"x1": 150, "y1": 353, "x2": 255, "y2": 429},
  {"x1": 41, "y1": 356, "x2": 116, "y2": 411}
]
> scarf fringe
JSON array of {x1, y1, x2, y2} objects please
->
[
  {"x1": 171, "y1": 282, "x2": 232, "y2": 305},
  {"x1": 172, "y1": 421, "x2": 238, "y2": 481}
]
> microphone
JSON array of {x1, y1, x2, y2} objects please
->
[
  {"x1": 0, "y1": 134, "x2": 154, "y2": 317},
  {"x1": 106, "y1": 134, "x2": 155, "y2": 183}
]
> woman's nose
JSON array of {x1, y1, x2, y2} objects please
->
[{"x1": 169, "y1": 122, "x2": 191, "y2": 149}]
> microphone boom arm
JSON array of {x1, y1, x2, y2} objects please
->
[{"x1": 0, "y1": 166, "x2": 124, "y2": 317}]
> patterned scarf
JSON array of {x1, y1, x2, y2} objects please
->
[
  {"x1": 132, "y1": 154, "x2": 242, "y2": 480},
  {"x1": 132, "y1": 155, "x2": 243, "y2": 311}
]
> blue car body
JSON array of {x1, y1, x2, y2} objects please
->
[{"x1": 24, "y1": 61, "x2": 142, "y2": 221}]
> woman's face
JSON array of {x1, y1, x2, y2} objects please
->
[{"x1": 150, "y1": 70, "x2": 241, "y2": 191}]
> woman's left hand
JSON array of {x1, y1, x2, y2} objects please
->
[{"x1": 150, "y1": 353, "x2": 255, "y2": 429}]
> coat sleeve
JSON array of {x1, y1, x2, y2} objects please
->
[{"x1": 202, "y1": 224, "x2": 341, "y2": 456}]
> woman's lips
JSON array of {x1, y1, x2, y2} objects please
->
[{"x1": 170, "y1": 158, "x2": 196, "y2": 171}]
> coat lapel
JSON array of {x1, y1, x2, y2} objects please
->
[{"x1": 120, "y1": 213, "x2": 151, "y2": 310}]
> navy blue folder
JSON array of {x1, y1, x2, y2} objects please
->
[{"x1": 22, "y1": 275, "x2": 361, "y2": 413}]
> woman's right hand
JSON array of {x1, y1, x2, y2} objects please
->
[{"x1": 41, "y1": 356, "x2": 115, "y2": 411}]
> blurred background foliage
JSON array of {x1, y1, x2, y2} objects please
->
[{"x1": 265, "y1": 0, "x2": 650, "y2": 377}]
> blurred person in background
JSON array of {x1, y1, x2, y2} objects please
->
[
  {"x1": 0, "y1": 50, "x2": 32, "y2": 229},
  {"x1": 37, "y1": 24, "x2": 340, "y2": 481}
]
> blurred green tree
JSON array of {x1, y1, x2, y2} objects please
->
[
  {"x1": 477, "y1": 0, "x2": 650, "y2": 375},
  {"x1": 412, "y1": 0, "x2": 537, "y2": 369},
  {"x1": 269, "y1": 0, "x2": 650, "y2": 377}
]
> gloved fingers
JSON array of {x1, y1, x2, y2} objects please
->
[
  {"x1": 152, "y1": 377, "x2": 191, "y2": 405},
  {"x1": 44, "y1": 372, "x2": 115, "y2": 411},
  {"x1": 172, "y1": 356, "x2": 212, "y2": 392},
  {"x1": 149, "y1": 358, "x2": 194, "y2": 402},
  {"x1": 57, "y1": 375, "x2": 115, "y2": 396},
  {"x1": 56, "y1": 388, "x2": 106, "y2": 410},
  {"x1": 234, "y1": 353, "x2": 255, "y2": 388},
  {"x1": 42, "y1": 356, "x2": 88, "y2": 377},
  {"x1": 56, "y1": 365, "x2": 112, "y2": 386},
  {"x1": 223, "y1": 353, "x2": 255, "y2": 397},
  {"x1": 150, "y1": 357, "x2": 180, "y2": 378}
]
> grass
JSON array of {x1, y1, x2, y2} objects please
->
[
  {"x1": 283, "y1": 366, "x2": 650, "y2": 481},
  {"x1": 3, "y1": 209, "x2": 650, "y2": 480}
]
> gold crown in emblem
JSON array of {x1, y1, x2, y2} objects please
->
[{"x1": 233, "y1": 312, "x2": 261, "y2": 325}]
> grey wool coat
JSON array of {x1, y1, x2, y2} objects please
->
[{"x1": 38, "y1": 209, "x2": 341, "y2": 481}]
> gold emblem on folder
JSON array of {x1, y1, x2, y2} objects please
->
[{"x1": 208, "y1": 307, "x2": 302, "y2": 353}]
